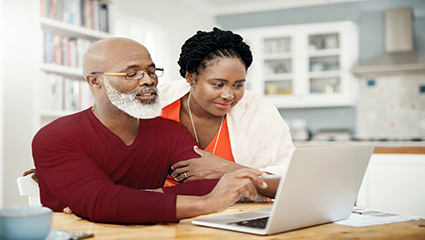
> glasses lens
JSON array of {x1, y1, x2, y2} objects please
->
[
  {"x1": 125, "y1": 70, "x2": 142, "y2": 80},
  {"x1": 124, "y1": 68, "x2": 163, "y2": 80},
  {"x1": 155, "y1": 68, "x2": 164, "y2": 77}
]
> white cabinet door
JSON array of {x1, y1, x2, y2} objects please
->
[
  {"x1": 357, "y1": 154, "x2": 425, "y2": 218},
  {"x1": 236, "y1": 21, "x2": 358, "y2": 108}
]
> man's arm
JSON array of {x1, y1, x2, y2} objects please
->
[
  {"x1": 60, "y1": 170, "x2": 267, "y2": 217},
  {"x1": 33, "y1": 128, "x2": 180, "y2": 224},
  {"x1": 175, "y1": 169, "x2": 268, "y2": 219}
]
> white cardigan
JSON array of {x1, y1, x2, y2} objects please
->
[{"x1": 158, "y1": 80, "x2": 295, "y2": 176}]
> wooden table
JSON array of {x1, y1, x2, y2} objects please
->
[{"x1": 51, "y1": 203, "x2": 425, "y2": 240}]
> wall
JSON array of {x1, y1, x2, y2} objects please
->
[
  {"x1": 2, "y1": 0, "x2": 39, "y2": 207},
  {"x1": 279, "y1": 107, "x2": 356, "y2": 137},
  {"x1": 216, "y1": 0, "x2": 425, "y2": 135},
  {"x1": 0, "y1": 0, "x2": 4, "y2": 208},
  {"x1": 115, "y1": 0, "x2": 216, "y2": 84}
]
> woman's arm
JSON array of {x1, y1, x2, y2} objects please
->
[
  {"x1": 171, "y1": 147, "x2": 279, "y2": 199},
  {"x1": 171, "y1": 146, "x2": 245, "y2": 180}
]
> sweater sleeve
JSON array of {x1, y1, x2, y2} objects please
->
[{"x1": 33, "y1": 127, "x2": 179, "y2": 224}]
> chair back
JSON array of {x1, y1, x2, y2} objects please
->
[{"x1": 16, "y1": 175, "x2": 41, "y2": 206}]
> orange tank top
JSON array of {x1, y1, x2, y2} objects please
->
[{"x1": 161, "y1": 99, "x2": 235, "y2": 186}]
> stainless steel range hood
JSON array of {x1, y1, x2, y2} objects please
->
[{"x1": 352, "y1": 8, "x2": 425, "y2": 77}]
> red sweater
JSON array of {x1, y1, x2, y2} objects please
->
[{"x1": 32, "y1": 108, "x2": 218, "y2": 224}]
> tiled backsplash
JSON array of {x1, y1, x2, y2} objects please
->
[{"x1": 356, "y1": 74, "x2": 425, "y2": 138}]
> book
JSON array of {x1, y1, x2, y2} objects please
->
[
  {"x1": 69, "y1": 38, "x2": 77, "y2": 67},
  {"x1": 61, "y1": 36, "x2": 69, "y2": 66},
  {"x1": 43, "y1": 0, "x2": 108, "y2": 30},
  {"x1": 43, "y1": 30, "x2": 54, "y2": 64},
  {"x1": 99, "y1": 4, "x2": 108, "y2": 32},
  {"x1": 53, "y1": 34, "x2": 62, "y2": 65}
]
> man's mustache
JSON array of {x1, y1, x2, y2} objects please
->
[{"x1": 134, "y1": 86, "x2": 158, "y2": 96}]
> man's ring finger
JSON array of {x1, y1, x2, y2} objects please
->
[{"x1": 184, "y1": 172, "x2": 188, "y2": 178}]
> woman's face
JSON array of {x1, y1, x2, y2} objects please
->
[{"x1": 188, "y1": 57, "x2": 246, "y2": 117}]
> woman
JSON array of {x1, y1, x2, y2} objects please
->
[{"x1": 159, "y1": 28, "x2": 295, "y2": 199}]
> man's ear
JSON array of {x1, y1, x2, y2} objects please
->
[
  {"x1": 86, "y1": 74, "x2": 101, "y2": 89},
  {"x1": 185, "y1": 72, "x2": 195, "y2": 86}
]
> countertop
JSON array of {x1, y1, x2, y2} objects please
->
[{"x1": 293, "y1": 141, "x2": 425, "y2": 154}]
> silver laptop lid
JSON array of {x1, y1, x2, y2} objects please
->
[
  {"x1": 266, "y1": 145, "x2": 374, "y2": 234},
  {"x1": 192, "y1": 145, "x2": 374, "y2": 235}
]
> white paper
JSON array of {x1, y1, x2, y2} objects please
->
[{"x1": 335, "y1": 207, "x2": 421, "y2": 227}]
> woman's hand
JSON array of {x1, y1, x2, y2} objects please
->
[
  {"x1": 22, "y1": 168, "x2": 38, "y2": 183},
  {"x1": 171, "y1": 146, "x2": 246, "y2": 181}
]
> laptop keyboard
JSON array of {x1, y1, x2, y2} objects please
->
[{"x1": 231, "y1": 217, "x2": 269, "y2": 229}]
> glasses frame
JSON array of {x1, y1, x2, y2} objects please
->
[{"x1": 91, "y1": 67, "x2": 164, "y2": 81}]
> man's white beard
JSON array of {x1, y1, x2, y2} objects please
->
[{"x1": 104, "y1": 78, "x2": 162, "y2": 119}]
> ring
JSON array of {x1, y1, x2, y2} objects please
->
[{"x1": 184, "y1": 172, "x2": 188, "y2": 178}]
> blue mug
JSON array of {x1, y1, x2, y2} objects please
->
[{"x1": 0, "y1": 205, "x2": 52, "y2": 240}]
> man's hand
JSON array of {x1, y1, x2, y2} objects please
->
[
  {"x1": 175, "y1": 168, "x2": 268, "y2": 219},
  {"x1": 205, "y1": 168, "x2": 268, "y2": 212},
  {"x1": 171, "y1": 146, "x2": 245, "y2": 181}
]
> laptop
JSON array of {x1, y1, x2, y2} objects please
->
[{"x1": 192, "y1": 145, "x2": 375, "y2": 235}]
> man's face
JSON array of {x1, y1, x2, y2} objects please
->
[
  {"x1": 104, "y1": 77, "x2": 162, "y2": 119},
  {"x1": 99, "y1": 41, "x2": 162, "y2": 119}
]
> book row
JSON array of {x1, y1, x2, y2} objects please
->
[
  {"x1": 43, "y1": 30, "x2": 96, "y2": 68},
  {"x1": 41, "y1": 0, "x2": 109, "y2": 32},
  {"x1": 42, "y1": 72, "x2": 93, "y2": 111}
]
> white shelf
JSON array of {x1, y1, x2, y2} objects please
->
[
  {"x1": 40, "y1": 17, "x2": 112, "y2": 39},
  {"x1": 40, "y1": 63, "x2": 83, "y2": 79},
  {"x1": 40, "y1": 110, "x2": 76, "y2": 118},
  {"x1": 264, "y1": 52, "x2": 292, "y2": 60},
  {"x1": 265, "y1": 94, "x2": 355, "y2": 109},
  {"x1": 308, "y1": 70, "x2": 341, "y2": 78},
  {"x1": 265, "y1": 73, "x2": 293, "y2": 81},
  {"x1": 308, "y1": 49, "x2": 340, "y2": 57}
]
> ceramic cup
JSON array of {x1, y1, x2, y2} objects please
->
[{"x1": 0, "y1": 205, "x2": 53, "y2": 240}]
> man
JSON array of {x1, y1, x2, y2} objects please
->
[{"x1": 32, "y1": 37, "x2": 266, "y2": 224}]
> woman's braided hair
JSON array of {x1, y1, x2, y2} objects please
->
[{"x1": 178, "y1": 27, "x2": 253, "y2": 78}]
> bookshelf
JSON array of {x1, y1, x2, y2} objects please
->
[
  {"x1": 36, "y1": 0, "x2": 114, "y2": 127},
  {"x1": 0, "y1": 0, "x2": 115, "y2": 207}
]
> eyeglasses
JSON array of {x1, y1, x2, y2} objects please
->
[{"x1": 92, "y1": 67, "x2": 164, "y2": 81}]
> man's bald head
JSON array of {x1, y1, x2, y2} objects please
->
[{"x1": 82, "y1": 37, "x2": 150, "y2": 77}]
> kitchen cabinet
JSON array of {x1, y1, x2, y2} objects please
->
[
  {"x1": 357, "y1": 153, "x2": 425, "y2": 218},
  {"x1": 236, "y1": 21, "x2": 358, "y2": 108}
]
